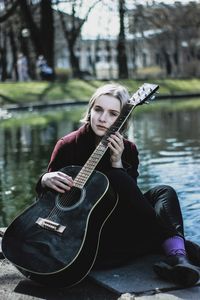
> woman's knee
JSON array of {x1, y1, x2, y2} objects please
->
[
  {"x1": 145, "y1": 185, "x2": 179, "y2": 207},
  {"x1": 106, "y1": 169, "x2": 137, "y2": 191},
  {"x1": 156, "y1": 184, "x2": 174, "y2": 191},
  {"x1": 107, "y1": 169, "x2": 139, "y2": 198},
  {"x1": 152, "y1": 185, "x2": 177, "y2": 198}
]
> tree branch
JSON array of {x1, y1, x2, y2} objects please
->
[{"x1": 0, "y1": 0, "x2": 20, "y2": 23}]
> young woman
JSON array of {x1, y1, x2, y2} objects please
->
[{"x1": 37, "y1": 83, "x2": 200, "y2": 287}]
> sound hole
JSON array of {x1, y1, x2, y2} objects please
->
[{"x1": 55, "y1": 186, "x2": 85, "y2": 211}]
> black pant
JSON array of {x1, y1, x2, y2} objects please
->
[{"x1": 95, "y1": 169, "x2": 184, "y2": 267}]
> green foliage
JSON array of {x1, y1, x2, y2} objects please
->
[
  {"x1": 134, "y1": 98, "x2": 200, "y2": 115},
  {"x1": 0, "y1": 108, "x2": 85, "y2": 129},
  {"x1": 122, "y1": 78, "x2": 200, "y2": 95}
]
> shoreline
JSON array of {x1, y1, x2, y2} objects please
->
[{"x1": 1, "y1": 93, "x2": 200, "y2": 113}]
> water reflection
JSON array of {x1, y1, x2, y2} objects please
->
[
  {"x1": 133, "y1": 110, "x2": 200, "y2": 242},
  {"x1": 0, "y1": 108, "x2": 200, "y2": 243}
]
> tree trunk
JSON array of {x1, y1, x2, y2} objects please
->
[
  {"x1": 68, "y1": 43, "x2": 81, "y2": 77},
  {"x1": 41, "y1": 0, "x2": 54, "y2": 68},
  {"x1": 58, "y1": 1, "x2": 100, "y2": 78},
  {"x1": 117, "y1": 0, "x2": 128, "y2": 79},
  {"x1": 162, "y1": 48, "x2": 172, "y2": 75},
  {"x1": 1, "y1": 32, "x2": 7, "y2": 81},
  {"x1": 19, "y1": 0, "x2": 54, "y2": 69},
  {"x1": 8, "y1": 22, "x2": 18, "y2": 80},
  {"x1": 58, "y1": 10, "x2": 81, "y2": 77}
]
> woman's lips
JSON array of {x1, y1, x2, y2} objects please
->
[{"x1": 96, "y1": 125, "x2": 107, "y2": 130}]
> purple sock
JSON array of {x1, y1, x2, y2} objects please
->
[{"x1": 162, "y1": 236, "x2": 186, "y2": 256}]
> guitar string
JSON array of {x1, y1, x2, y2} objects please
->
[{"x1": 47, "y1": 144, "x2": 107, "y2": 221}]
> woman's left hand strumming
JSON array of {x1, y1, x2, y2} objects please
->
[{"x1": 107, "y1": 132, "x2": 124, "y2": 168}]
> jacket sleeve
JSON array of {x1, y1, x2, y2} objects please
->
[
  {"x1": 35, "y1": 138, "x2": 73, "y2": 195},
  {"x1": 47, "y1": 139, "x2": 70, "y2": 172},
  {"x1": 121, "y1": 141, "x2": 139, "y2": 182}
]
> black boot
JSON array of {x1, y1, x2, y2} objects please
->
[
  {"x1": 185, "y1": 240, "x2": 200, "y2": 267},
  {"x1": 153, "y1": 255, "x2": 200, "y2": 287}
]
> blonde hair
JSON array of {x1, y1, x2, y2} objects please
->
[{"x1": 81, "y1": 83, "x2": 130, "y2": 124}]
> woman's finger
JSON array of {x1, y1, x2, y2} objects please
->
[{"x1": 58, "y1": 172, "x2": 74, "y2": 185}]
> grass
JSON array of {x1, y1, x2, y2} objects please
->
[
  {"x1": 0, "y1": 80, "x2": 102, "y2": 104},
  {"x1": 1, "y1": 78, "x2": 200, "y2": 105}
]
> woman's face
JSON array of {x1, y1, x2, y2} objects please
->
[{"x1": 90, "y1": 94, "x2": 121, "y2": 137}]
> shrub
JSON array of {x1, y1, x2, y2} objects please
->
[{"x1": 55, "y1": 68, "x2": 72, "y2": 82}]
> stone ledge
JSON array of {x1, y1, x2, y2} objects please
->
[{"x1": 1, "y1": 227, "x2": 200, "y2": 300}]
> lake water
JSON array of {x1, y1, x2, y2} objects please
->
[{"x1": 0, "y1": 107, "x2": 200, "y2": 243}]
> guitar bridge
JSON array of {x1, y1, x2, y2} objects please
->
[{"x1": 36, "y1": 217, "x2": 66, "y2": 234}]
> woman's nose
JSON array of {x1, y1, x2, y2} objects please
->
[{"x1": 99, "y1": 112, "x2": 107, "y2": 122}]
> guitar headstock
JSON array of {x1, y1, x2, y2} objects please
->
[{"x1": 129, "y1": 83, "x2": 159, "y2": 106}]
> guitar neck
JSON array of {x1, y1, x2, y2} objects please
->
[
  {"x1": 73, "y1": 82, "x2": 159, "y2": 189},
  {"x1": 74, "y1": 142, "x2": 107, "y2": 188},
  {"x1": 74, "y1": 103, "x2": 136, "y2": 189}
]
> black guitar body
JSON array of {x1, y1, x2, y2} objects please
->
[{"x1": 2, "y1": 166, "x2": 118, "y2": 287}]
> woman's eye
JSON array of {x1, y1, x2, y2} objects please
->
[
  {"x1": 94, "y1": 107, "x2": 102, "y2": 112},
  {"x1": 110, "y1": 112, "x2": 119, "y2": 117}
]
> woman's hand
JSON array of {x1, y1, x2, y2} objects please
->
[
  {"x1": 41, "y1": 171, "x2": 74, "y2": 193},
  {"x1": 107, "y1": 132, "x2": 124, "y2": 168}
]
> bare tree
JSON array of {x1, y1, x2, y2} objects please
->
[
  {"x1": 0, "y1": 0, "x2": 20, "y2": 23},
  {"x1": 0, "y1": 1, "x2": 21, "y2": 80},
  {"x1": 130, "y1": 1, "x2": 200, "y2": 77},
  {"x1": 0, "y1": 0, "x2": 55, "y2": 80},
  {"x1": 56, "y1": 0, "x2": 100, "y2": 77}
]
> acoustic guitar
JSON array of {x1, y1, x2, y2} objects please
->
[{"x1": 2, "y1": 83, "x2": 159, "y2": 287}]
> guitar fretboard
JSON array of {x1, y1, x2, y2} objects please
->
[{"x1": 74, "y1": 142, "x2": 107, "y2": 188}]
